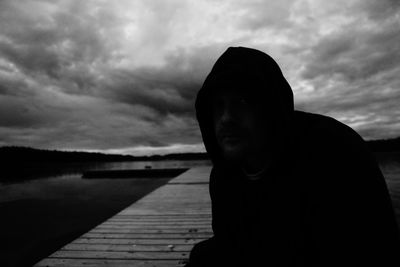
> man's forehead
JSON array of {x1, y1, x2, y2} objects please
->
[
  {"x1": 209, "y1": 75, "x2": 249, "y2": 96},
  {"x1": 210, "y1": 87, "x2": 248, "y2": 99},
  {"x1": 211, "y1": 66, "x2": 268, "y2": 89}
]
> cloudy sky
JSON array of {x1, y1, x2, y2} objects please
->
[{"x1": 0, "y1": 0, "x2": 399, "y2": 155}]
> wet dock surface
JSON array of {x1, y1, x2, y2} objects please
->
[{"x1": 34, "y1": 166, "x2": 212, "y2": 267}]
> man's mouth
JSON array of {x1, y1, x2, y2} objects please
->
[
  {"x1": 220, "y1": 134, "x2": 241, "y2": 143},
  {"x1": 222, "y1": 134, "x2": 239, "y2": 138}
]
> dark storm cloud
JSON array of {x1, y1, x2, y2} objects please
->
[
  {"x1": 0, "y1": 0, "x2": 209, "y2": 152},
  {"x1": 299, "y1": 0, "x2": 400, "y2": 83},
  {"x1": 0, "y1": 74, "x2": 32, "y2": 97},
  {"x1": 0, "y1": 0, "x2": 399, "y2": 154},
  {"x1": 102, "y1": 46, "x2": 222, "y2": 118},
  {"x1": 0, "y1": 2, "x2": 107, "y2": 81},
  {"x1": 234, "y1": 0, "x2": 295, "y2": 31},
  {"x1": 361, "y1": 0, "x2": 400, "y2": 20},
  {"x1": 104, "y1": 69, "x2": 194, "y2": 117},
  {"x1": 0, "y1": 98, "x2": 47, "y2": 128},
  {"x1": 292, "y1": 0, "x2": 400, "y2": 139},
  {"x1": 0, "y1": 0, "x2": 221, "y2": 125},
  {"x1": 0, "y1": 0, "x2": 217, "y2": 149},
  {"x1": 301, "y1": 24, "x2": 400, "y2": 82}
]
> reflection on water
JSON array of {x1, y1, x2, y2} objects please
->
[
  {"x1": 0, "y1": 159, "x2": 212, "y2": 184},
  {"x1": 0, "y1": 160, "x2": 211, "y2": 203},
  {"x1": 98, "y1": 159, "x2": 212, "y2": 170}
]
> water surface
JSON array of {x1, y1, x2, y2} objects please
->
[{"x1": 0, "y1": 160, "x2": 211, "y2": 267}]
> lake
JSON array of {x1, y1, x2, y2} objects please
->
[{"x1": 0, "y1": 160, "x2": 211, "y2": 267}]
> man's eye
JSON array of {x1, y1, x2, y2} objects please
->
[
  {"x1": 212, "y1": 99, "x2": 223, "y2": 109},
  {"x1": 239, "y1": 98, "x2": 250, "y2": 105}
]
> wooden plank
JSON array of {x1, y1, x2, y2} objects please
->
[
  {"x1": 104, "y1": 221, "x2": 211, "y2": 225},
  {"x1": 109, "y1": 216, "x2": 211, "y2": 219},
  {"x1": 108, "y1": 218, "x2": 211, "y2": 221},
  {"x1": 34, "y1": 166, "x2": 212, "y2": 267},
  {"x1": 50, "y1": 250, "x2": 189, "y2": 260},
  {"x1": 104, "y1": 217, "x2": 211, "y2": 220},
  {"x1": 111, "y1": 215, "x2": 211, "y2": 218},
  {"x1": 81, "y1": 233, "x2": 212, "y2": 239},
  {"x1": 95, "y1": 225, "x2": 211, "y2": 229},
  {"x1": 73, "y1": 238, "x2": 206, "y2": 245},
  {"x1": 35, "y1": 259, "x2": 187, "y2": 267},
  {"x1": 112, "y1": 214, "x2": 211, "y2": 217},
  {"x1": 63, "y1": 243, "x2": 194, "y2": 252},
  {"x1": 101, "y1": 220, "x2": 211, "y2": 225},
  {"x1": 107, "y1": 217, "x2": 211, "y2": 220},
  {"x1": 91, "y1": 228, "x2": 211, "y2": 234},
  {"x1": 167, "y1": 167, "x2": 210, "y2": 184}
]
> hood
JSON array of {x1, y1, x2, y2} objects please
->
[{"x1": 195, "y1": 46, "x2": 294, "y2": 165}]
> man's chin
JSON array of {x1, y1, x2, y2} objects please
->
[{"x1": 221, "y1": 145, "x2": 246, "y2": 162}]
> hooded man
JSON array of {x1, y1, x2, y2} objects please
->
[{"x1": 187, "y1": 47, "x2": 399, "y2": 266}]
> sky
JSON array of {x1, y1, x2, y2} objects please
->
[{"x1": 0, "y1": 0, "x2": 399, "y2": 155}]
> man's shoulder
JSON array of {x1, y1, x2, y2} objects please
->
[
  {"x1": 294, "y1": 110, "x2": 349, "y2": 131},
  {"x1": 293, "y1": 110, "x2": 363, "y2": 143},
  {"x1": 292, "y1": 110, "x2": 370, "y2": 161}
]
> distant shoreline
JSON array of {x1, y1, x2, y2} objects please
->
[
  {"x1": 0, "y1": 146, "x2": 210, "y2": 163},
  {"x1": 1, "y1": 136, "x2": 399, "y2": 163},
  {"x1": 0, "y1": 138, "x2": 399, "y2": 183}
]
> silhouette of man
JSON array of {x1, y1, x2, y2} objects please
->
[{"x1": 186, "y1": 47, "x2": 399, "y2": 266}]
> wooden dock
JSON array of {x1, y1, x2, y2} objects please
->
[{"x1": 34, "y1": 166, "x2": 212, "y2": 267}]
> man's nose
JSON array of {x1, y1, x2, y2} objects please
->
[{"x1": 220, "y1": 106, "x2": 235, "y2": 122}]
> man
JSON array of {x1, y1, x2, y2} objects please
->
[{"x1": 187, "y1": 47, "x2": 399, "y2": 266}]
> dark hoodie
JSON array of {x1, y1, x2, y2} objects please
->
[{"x1": 190, "y1": 47, "x2": 399, "y2": 266}]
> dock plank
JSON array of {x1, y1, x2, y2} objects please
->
[
  {"x1": 34, "y1": 166, "x2": 212, "y2": 267},
  {"x1": 73, "y1": 238, "x2": 205, "y2": 245},
  {"x1": 35, "y1": 259, "x2": 187, "y2": 267},
  {"x1": 49, "y1": 250, "x2": 190, "y2": 260},
  {"x1": 63, "y1": 243, "x2": 194, "y2": 252},
  {"x1": 81, "y1": 233, "x2": 212, "y2": 239}
]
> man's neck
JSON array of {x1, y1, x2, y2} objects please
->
[{"x1": 242, "y1": 153, "x2": 271, "y2": 174}]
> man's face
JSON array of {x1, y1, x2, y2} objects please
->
[{"x1": 211, "y1": 88, "x2": 273, "y2": 162}]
